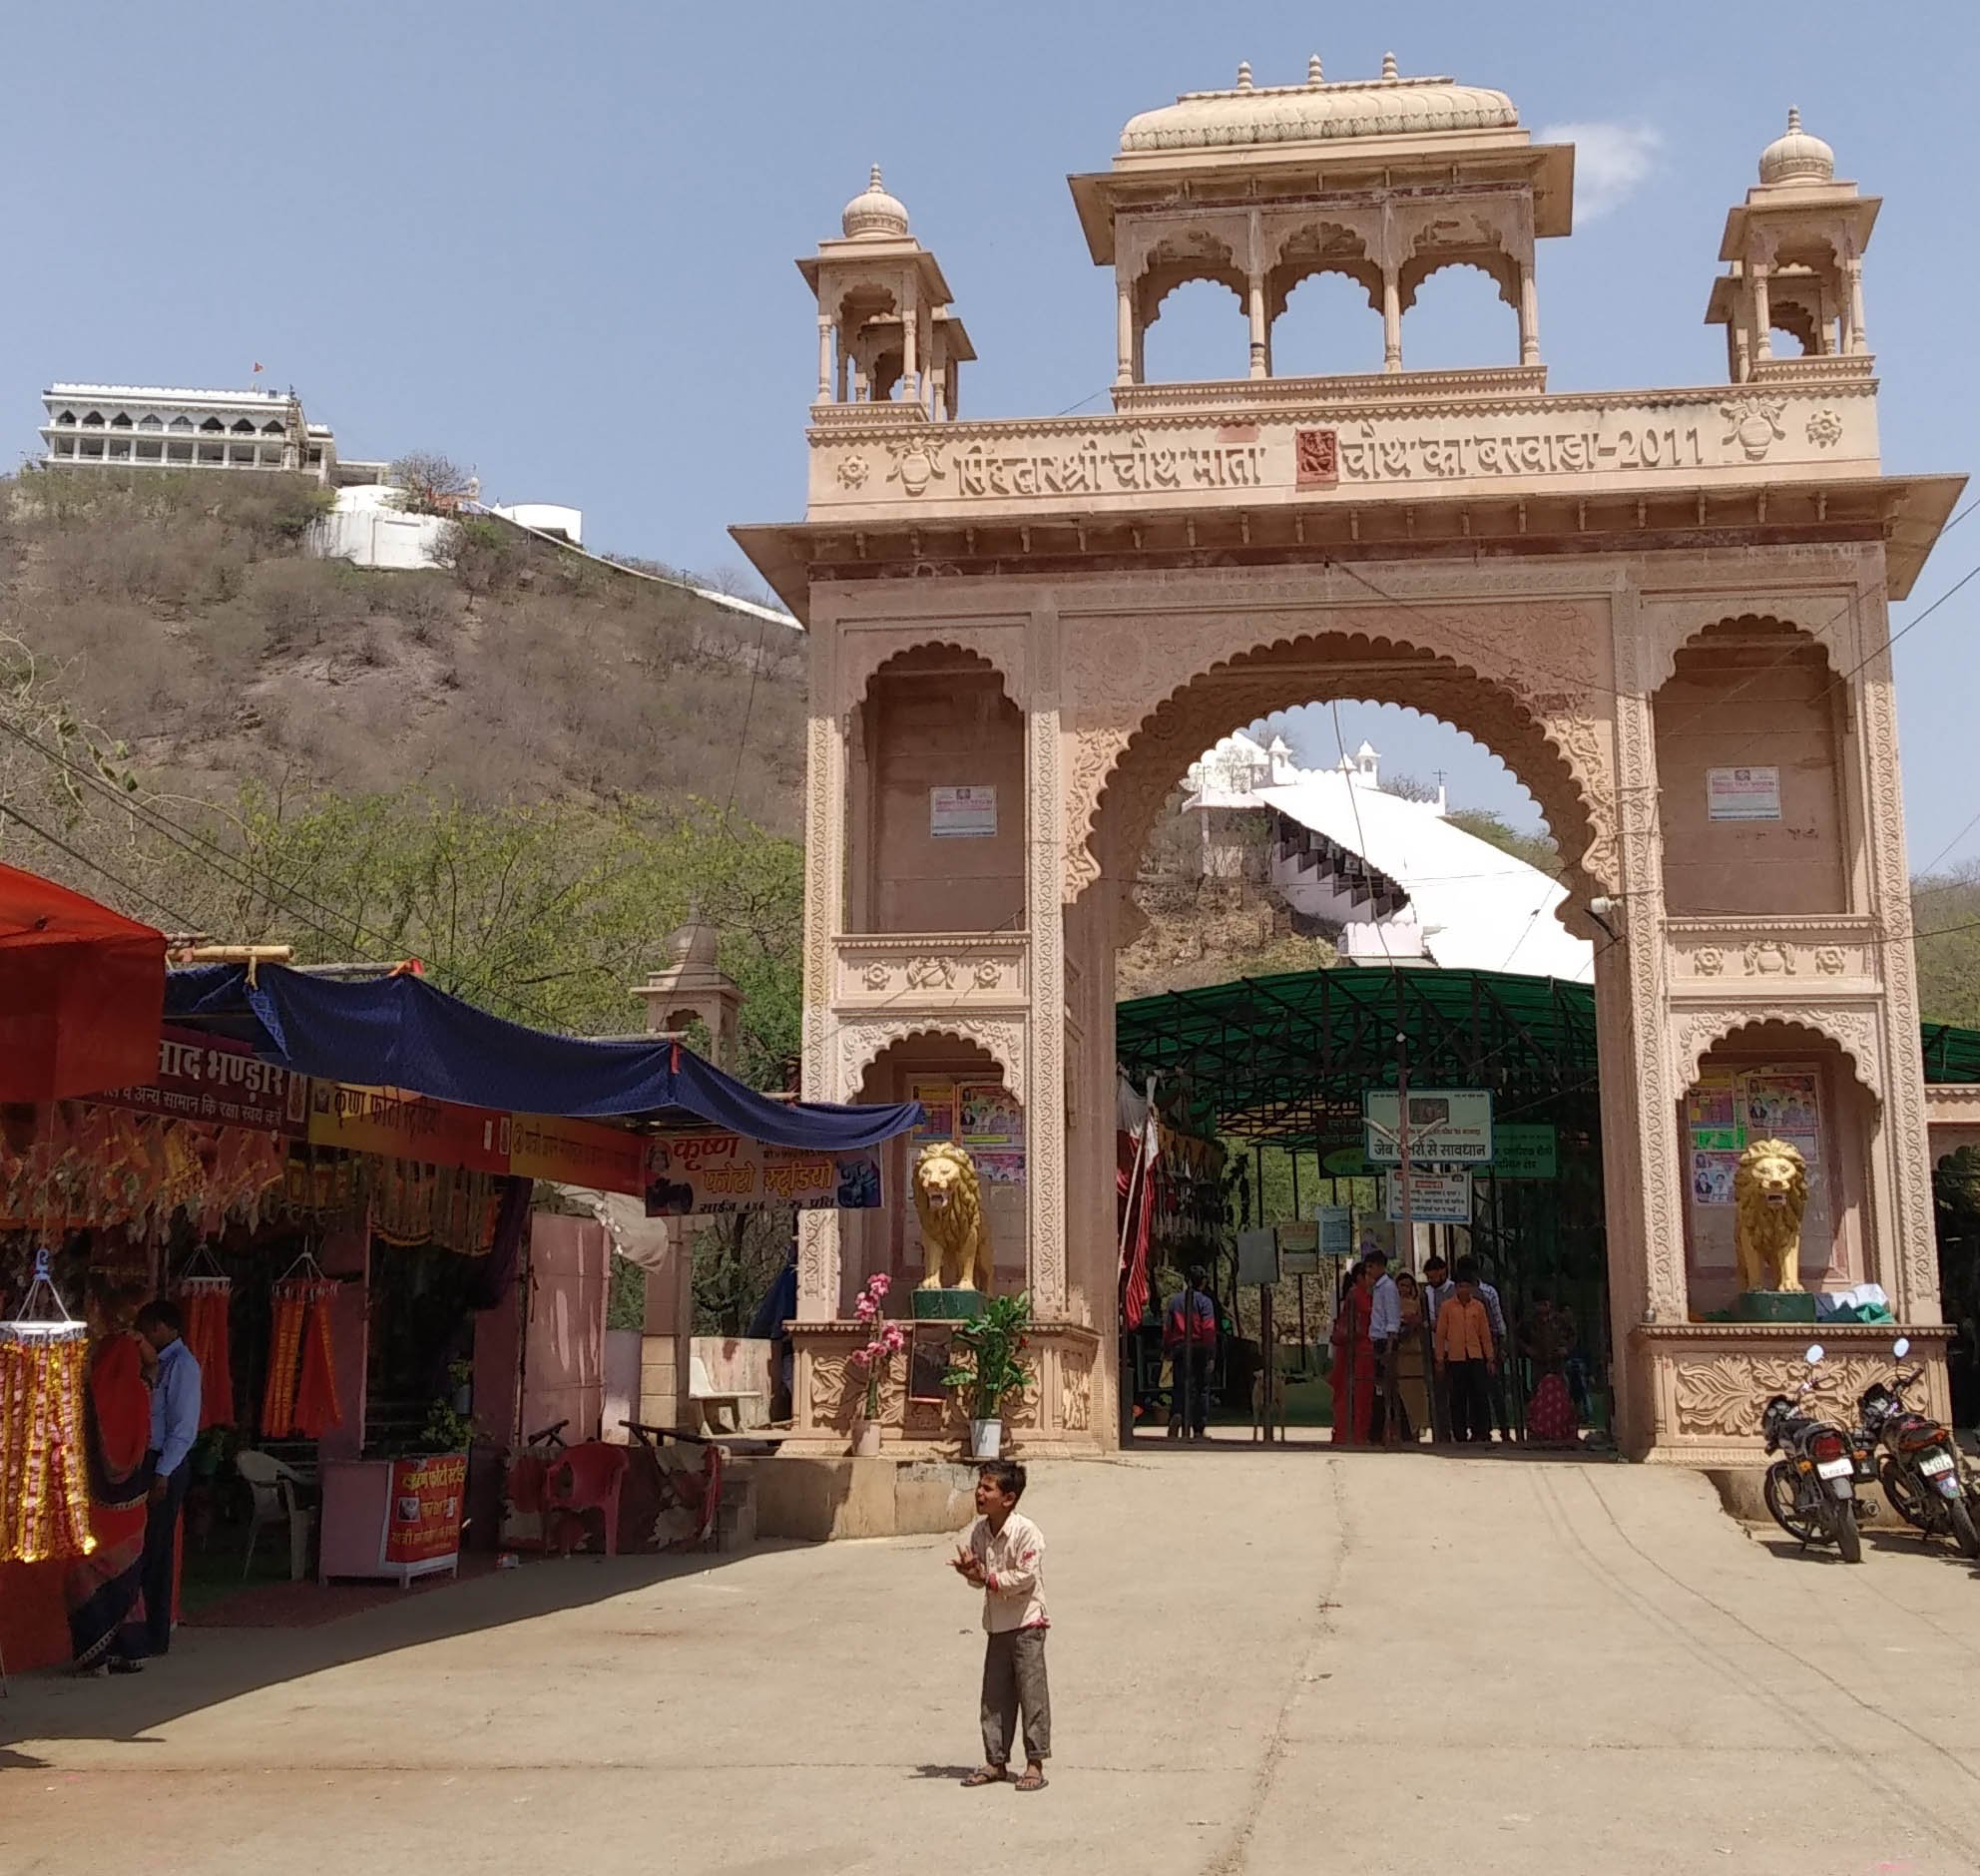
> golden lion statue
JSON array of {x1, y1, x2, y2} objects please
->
[
  {"x1": 912, "y1": 1142, "x2": 991, "y2": 1291},
  {"x1": 1734, "y1": 1137, "x2": 1808, "y2": 1292}
]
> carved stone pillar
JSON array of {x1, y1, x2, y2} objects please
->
[
  {"x1": 900, "y1": 285, "x2": 919, "y2": 405},
  {"x1": 1381, "y1": 268, "x2": 1402, "y2": 373},
  {"x1": 1245, "y1": 273, "x2": 1267, "y2": 379},
  {"x1": 1856, "y1": 582, "x2": 1936, "y2": 1320},
  {"x1": 816, "y1": 314, "x2": 833, "y2": 402},
  {"x1": 797, "y1": 624, "x2": 846, "y2": 1321},
  {"x1": 1025, "y1": 600, "x2": 1067, "y2": 1317},
  {"x1": 1750, "y1": 261, "x2": 1773, "y2": 362},
  {"x1": 1116, "y1": 278, "x2": 1135, "y2": 385},
  {"x1": 1845, "y1": 257, "x2": 1868, "y2": 356},
  {"x1": 1517, "y1": 262, "x2": 1540, "y2": 366}
]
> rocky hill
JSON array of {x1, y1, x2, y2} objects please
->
[{"x1": 0, "y1": 470, "x2": 805, "y2": 831}]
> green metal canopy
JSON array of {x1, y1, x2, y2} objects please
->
[{"x1": 1116, "y1": 966, "x2": 1980, "y2": 1150}]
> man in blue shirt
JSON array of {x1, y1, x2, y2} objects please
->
[{"x1": 131, "y1": 1297, "x2": 203, "y2": 1661}]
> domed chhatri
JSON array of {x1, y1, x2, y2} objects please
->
[
  {"x1": 1120, "y1": 52, "x2": 1516, "y2": 153},
  {"x1": 665, "y1": 915, "x2": 720, "y2": 974},
  {"x1": 1758, "y1": 106, "x2": 1835, "y2": 188},
  {"x1": 841, "y1": 164, "x2": 910, "y2": 240}
]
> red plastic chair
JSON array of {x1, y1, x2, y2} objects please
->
[{"x1": 544, "y1": 1440, "x2": 631, "y2": 1556}]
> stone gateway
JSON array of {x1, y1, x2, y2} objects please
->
[{"x1": 736, "y1": 55, "x2": 1964, "y2": 1461}]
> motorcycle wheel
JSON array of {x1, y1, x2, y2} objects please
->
[
  {"x1": 1763, "y1": 1461, "x2": 1824, "y2": 1545},
  {"x1": 1879, "y1": 1457, "x2": 1930, "y2": 1533},
  {"x1": 1833, "y1": 1499, "x2": 1863, "y2": 1565},
  {"x1": 1948, "y1": 1493, "x2": 1980, "y2": 1561}
]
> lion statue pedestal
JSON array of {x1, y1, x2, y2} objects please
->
[
  {"x1": 1730, "y1": 1137, "x2": 1817, "y2": 1323},
  {"x1": 909, "y1": 1142, "x2": 990, "y2": 1321}
]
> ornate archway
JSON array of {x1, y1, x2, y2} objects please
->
[{"x1": 740, "y1": 54, "x2": 1959, "y2": 1463}]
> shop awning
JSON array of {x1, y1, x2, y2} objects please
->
[
  {"x1": 0, "y1": 861, "x2": 166, "y2": 1102},
  {"x1": 165, "y1": 963, "x2": 921, "y2": 1151}
]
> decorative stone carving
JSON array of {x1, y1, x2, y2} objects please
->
[
  {"x1": 1805, "y1": 409, "x2": 1843, "y2": 449},
  {"x1": 838, "y1": 625, "x2": 1028, "y2": 716},
  {"x1": 1672, "y1": 1352, "x2": 1884, "y2": 1439},
  {"x1": 1695, "y1": 946, "x2": 1726, "y2": 977},
  {"x1": 808, "y1": 1347, "x2": 904, "y2": 1432},
  {"x1": 833, "y1": 936, "x2": 1028, "y2": 1009},
  {"x1": 1718, "y1": 395, "x2": 1787, "y2": 461},
  {"x1": 835, "y1": 1018, "x2": 1026, "y2": 1107},
  {"x1": 885, "y1": 435, "x2": 947, "y2": 496},
  {"x1": 837, "y1": 454, "x2": 870, "y2": 489},
  {"x1": 1742, "y1": 940, "x2": 1795, "y2": 977},
  {"x1": 1814, "y1": 946, "x2": 1846, "y2": 977},
  {"x1": 1060, "y1": 1350, "x2": 1094, "y2": 1432},
  {"x1": 1672, "y1": 1005, "x2": 1882, "y2": 1094}
]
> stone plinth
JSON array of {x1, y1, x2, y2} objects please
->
[
  {"x1": 1731, "y1": 1290, "x2": 1818, "y2": 1324},
  {"x1": 1633, "y1": 1322, "x2": 1949, "y2": 1467},
  {"x1": 911, "y1": 1287, "x2": 985, "y2": 1321},
  {"x1": 785, "y1": 1318, "x2": 1104, "y2": 1457},
  {"x1": 734, "y1": 1455, "x2": 976, "y2": 1541}
]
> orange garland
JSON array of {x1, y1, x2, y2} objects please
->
[
  {"x1": 292, "y1": 1288, "x2": 343, "y2": 1438},
  {"x1": 179, "y1": 1277, "x2": 236, "y2": 1431},
  {"x1": 0, "y1": 1324, "x2": 96, "y2": 1564},
  {"x1": 260, "y1": 1280, "x2": 309, "y2": 1438}
]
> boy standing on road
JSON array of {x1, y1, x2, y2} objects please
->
[{"x1": 952, "y1": 1461, "x2": 1050, "y2": 1792}]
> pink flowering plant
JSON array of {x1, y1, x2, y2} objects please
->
[{"x1": 849, "y1": 1271, "x2": 905, "y2": 1420}]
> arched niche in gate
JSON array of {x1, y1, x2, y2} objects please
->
[
  {"x1": 847, "y1": 644, "x2": 1026, "y2": 938},
  {"x1": 1675, "y1": 1015, "x2": 1884, "y2": 1316}
]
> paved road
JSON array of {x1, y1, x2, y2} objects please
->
[{"x1": 6, "y1": 1450, "x2": 1980, "y2": 1875}]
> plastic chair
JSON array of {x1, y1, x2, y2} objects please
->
[
  {"x1": 544, "y1": 1440, "x2": 631, "y2": 1556},
  {"x1": 237, "y1": 1449, "x2": 316, "y2": 1581}
]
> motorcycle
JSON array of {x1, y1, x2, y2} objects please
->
[
  {"x1": 1760, "y1": 1342, "x2": 1864, "y2": 1564},
  {"x1": 1856, "y1": 1336, "x2": 1980, "y2": 1560}
]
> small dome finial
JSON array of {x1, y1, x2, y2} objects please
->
[
  {"x1": 1237, "y1": 60, "x2": 1253, "y2": 90},
  {"x1": 1307, "y1": 53, "x2": 1323, "y2": 84},
  {"x1": 841, "y1": 165, "x2": 910, "y2": 239},
  {"x1": 1381, "y1": 50, "x2": 1399, "y2": 81},
  {"x1": 1786, "y1": 105, "x2": 1802, "y2": 133}
]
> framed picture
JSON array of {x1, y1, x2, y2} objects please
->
[{"x1": 908, "y1": 1322, "x2": 954, "y2": 1403}]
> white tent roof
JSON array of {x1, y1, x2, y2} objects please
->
[{"x1": 1253, "y1": 770, "x2": 1592, "y2": 980}]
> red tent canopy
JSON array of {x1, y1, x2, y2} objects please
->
[{"x1": 0, "y1": 861, "x2": 166, "y2": 1101}]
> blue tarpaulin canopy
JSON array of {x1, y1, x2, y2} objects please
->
[{"x1": 165, "y1": 963, "x2": 922, "y2": 1152}]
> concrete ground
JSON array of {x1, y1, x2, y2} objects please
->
[{"x1": 6, "y1": 1449, "x2": 1980, "y2": 1875}]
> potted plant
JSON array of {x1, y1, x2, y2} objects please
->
[
  {"x1": 944, "y1": 1292, "x2": 1034, "y2": 1459},
  {"x1": 847, "y1": 1272, "x2": 903, "y2": 1458}
]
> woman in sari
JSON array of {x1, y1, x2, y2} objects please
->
[
  {"x1": 66, "y1": 1281, "x2": 154, "y2": 1674},
  {"x1": 1389, "y1": 1271, "x2": 1433, "y2": 1442},
  {"x1": 1329, "y1": 1260, "x2": 1376, "y2": 1446}
]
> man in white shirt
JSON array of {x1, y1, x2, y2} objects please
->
[{"x1": 1364, "y1": 1249, "x2": 1401, "y2": 1442}]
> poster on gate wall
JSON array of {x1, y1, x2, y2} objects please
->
[
  {"x1": 383, "y1": 1453, "x2": 467, "y2": 1574},
  {"x1": 642, "y1": 1131, "x2": 884, "y2": 1218}
]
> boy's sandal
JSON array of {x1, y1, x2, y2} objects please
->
[
  {"x1": 1015, "y1": 1770, "x2": 1048, "y2": 1791},
  {"x1": 961, "y1": 1768, "x2": 1008, "y2": 1787}
]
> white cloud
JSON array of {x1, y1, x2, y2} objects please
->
[{"x1": 1538, "y1": 121, "x2": 1663, "y2": 224}]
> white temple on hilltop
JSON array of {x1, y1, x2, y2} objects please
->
[{"x1": 1183, "y1": 729, "x2": 1594, "y2": 980}]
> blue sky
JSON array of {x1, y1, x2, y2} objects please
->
[{"x1": 5, "y1": 5, "x2": 1975, "y2": 850}]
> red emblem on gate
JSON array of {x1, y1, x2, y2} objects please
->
[{"x1": 1295, "y1": 428, "x2": 1339, "y2": 489}]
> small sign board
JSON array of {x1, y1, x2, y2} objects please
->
[
  {"x1": 1491, "y1": 1123, "x2": 1558, "y2": 1180},
  {"x1": 1384, "y1": 1171, "x2": 1473, "y2": 1224},
  {"x1": 1314, "y1": 1205, "x2": 1354, "y2": 1259},
  {"x1": 1364, "y1": 1090, "x2": 1494, "y2": 1166},
  {"x1": 1321, "y1": 1145, "x2": 1376, "y2": 1177},
  {"x1": 1707, "y1": 765, "x2": 1781, "y2": 822},
  {"x1": 1276, "y1": 1218, "x2": 1319, "y2": 1274},
  {"x1": 930, "y1": 784, "x2": 997, "y2": 838},
  {"x1": 1236, "y1": 1227, "x2": 1280, "y2": 1287}
]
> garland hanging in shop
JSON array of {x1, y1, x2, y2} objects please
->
[
  {"x1": 291, "y1": 1283, "x2": 343, "y2": 1439},
  {"x1": 176, "y1": 1262, "x2": 236, "y2": 1432},
  {"x1": 261, "y1": 1263, "x2": 342, "y2": 1440},
  {"x1": 369, "y1": 1160, "x2": 502, "y2": 1257},
  {"x1": 0, "y1": 1250, "x2": 95, "y2": 1565}
]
